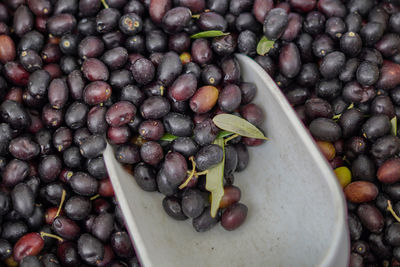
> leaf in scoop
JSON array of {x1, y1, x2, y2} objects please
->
[
  {"x1": 160, "y1": 133, "x2": 178, "y2": 142},
  {"x1": 190, "y1": 31, "x2": 229, "y2": 39},
  {"x1": 212, "y1": 114, "x2": 268, "y2": 140},
  {"x1": 391, "y1": 116, "x2": 397, "y2": 136},
  {"x1": 206, "y1": 138, "x2": 225, "y2": 218},
  {"x1": 257, "y1": 36, "x2": 275, "y2": 56},
  {"x1": 216, "y1": 130, "x2": 234, "y2": 139}
]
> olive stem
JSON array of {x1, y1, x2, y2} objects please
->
[
  {"x1": 347, "y1": 102, "x2": 354, "y2": 110},
  {"x1": 224, "y1": 134, "x2": 239, "y2": 144},
  {"x1": 90, "y1": 194, "x2": 100, "y2": 201},
  {"x1": 387, "y1": 200, "x2": 400, "y2": 223},
  {"x1": 40, "y1": 232, "x2": 64, "y2": 242},
  {"x1": 332, "y1": 114, "x2": 341, "y2": 121},
  {"x1": 101, "y1": 0, "x2": 109, "y2": 8},
  {"x1": 55, "y1": 190, "x2": 66, "y2": 218},
  {"x1": 196, "y1": 170, "x2": 209, "y2": 176},
  {"x1": 179, "y1": 156, "x2": 196, "y2": 189}
]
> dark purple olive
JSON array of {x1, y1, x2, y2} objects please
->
[
  {"x1": 78, "y1": 36, "x2": 105, "y2": 59},
  {"x1": 119, "y1": 12, "x2": 143, "y2": 36},
  {"x1": 106, "y1": 101, "x2": 136, "y2": 127},
  {"x1": 9, "y1": 136, "x2": 39, "y2": 160},
  {"x1": 78, "y1": 234, "x2": 104, "y2": 265},
  {"x1": 140, "y1": 96, "x2": 170, "y2": 119},
  {"x1": 2, "y1": 159, "x2": 29, "y2": 187},
  {"x1": 162, "y1": 7, "x2": 191, "y2": 34},
  {"x1": 361, "y1": 115, "x2": 391, "y2": 140},
  {"x1": 69, "y1": 172, "x2": 98, "y2": 196},
  {"x1": 96, "y1": 8, "x2": 121, "y2": 34},
  {"x1": 162, "y1": 196, "x2": 187, "y2": 220},
  {"x1": 13, "y1": 5, "x2": 34, "y2": 37},
  {"x1": 338, "y1": 108, "x2": 364, "y2": 138},
  {"x1": 47, "y1": 14, "x2": 77, "y2": 36},
  {"x1": 92, "y1": 213, "x2": 114, "y2": 242},
  {"x1": 263, "y1": 8, "x2": 288, "y2": 40},
  {"x1": 131, "y1": 58, "x2": 155, "y2": 85},
  {"x1": 48, "y1": 78, "x2": 68, "y2": 109},
  {"x1": 357, "y1": 204, "x2": 384, "y2": 233},
  {"x1": 191, "y1": 38, "x2": 213, "y2": 66},
  {"x1": 319, "y1": 51, "x2": 346, "y2": 79},
  {"x1": 116, "y1": 144, "x2": 140, "y2": 165},
  {"x1": 309, "y1": 118, "x2": 342, "y2": 142},
  {"x1": 192, "y1": 207, "x2": 219, "y2": 232},
  {"x1": 38, "y1": 154, "x2": 62, "y2": 182},
  {"x1": 110, "y1": 231, "x2": 134, "y2": 258},
  {"x1": 11, "y1": 183, "x2": 34, "y2": 218},
  {"x1": 52, "y1": 215, "x2": 80, "y2": 240},
  {"x1": 157, "y1": 51, "x2": 182, "y2": 86},
  {"x1": 79, "y1": 134, "x2": 106, "y2": 159},
  {"x1": 163, "y1": 112, "x2": 193, "y2": 137},
  {"x1": 133, "y1": 162, "x2": 157, "y2": 191},
  {"x1": 279, "y1": 43, "x2": 301, "y2": 78}
]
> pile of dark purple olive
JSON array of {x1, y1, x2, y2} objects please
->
[
  {"x1": 259, "y1": 0, "x2": 400, "y2": 267},
  {"x1": 2, "y1": 0, "x2": 400, "y2": 265},
  {"x1": 0, "y1": 0, "x2": 278, "y2": 265}
]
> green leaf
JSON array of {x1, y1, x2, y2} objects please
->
[
  {"x1": 256, "y1": 36, "x2": 275, "y2": 56},
  {"x1": 391, "y1": 116, "x2": 397, "y2": 136},
  {"x1": 190, "y1": 31, "x2": 229, "y2": 39},
  {"x1": 160, "y1": 133, "x2": 178, "y2": 142},
  {"x1": 206, "y1": 138, "x2": 225, "y2": 218},
  {"x1": 212, "y1": 114, "x2": 268, "y2": 140},
  {"x1": 216, "y1": 130, "x2": 234, "y2": 139}
]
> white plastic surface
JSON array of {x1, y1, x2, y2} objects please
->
[{"x1": 103, "y1": 54, "x2": 350, "y2": 267}]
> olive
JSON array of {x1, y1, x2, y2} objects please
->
[
  {"x1": 221, "y1": 203, "x2": 248, "y2": 231},
  {"x1": 357, "y1": 204, "x2": 384, "y2": 233},
  {"x1": 162, "y1": 7, "x2": 191, "y2": 34},
  {"x1": 195, "y1": 144, "x2": 224, "y2": 171},
  {"x1": 263, "y1": 8, "x2": 288, "y2": 40},
  {"x1": 338, "y1": 108, "x2": 364, "y2": 138},
  {"x1": 361, "y1": 115, "x2": 391, "y2": 140},
  {"x1": 11, "y1": 183, "x2": 34, "y2": 218},
  {"x1": 279, "y1": 42, "x2": 301, "y2": 78},
  {"x1": 192, "y1": 207, "x2": 220, "y2": 232},
  {"x1": 319, "y1": 51, "x2": 346, "y2": 79},
  {"x1": 163, "y1": 112, "x2": 193, "y2": 137},
  {"x1": 309, "y1": 118, "x2": 342, "y2": 142},
  {"x1": 162, "y1": 196, "x2": 188, "y2": 220},
  {"x1": 134, "y1": 162, "x2": 157, "y2": 192},
  {"x1": 181, "y1": 189, "x2": 206, "y2": 218}
]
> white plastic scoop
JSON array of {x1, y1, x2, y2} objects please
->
[{"x1": 103, "y1": 54, "x2": 350, "y2": 267}]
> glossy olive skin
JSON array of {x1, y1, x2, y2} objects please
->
[
  {"x1": 162, "y1": 196, "x2": 188, "y2": 220},
  {"x1": 192, "y1": 207, "x2": 220, "y2": 232},
  {"x1": 309, "y1": 118, "x2": 342, "y2": 142},
  {"x1": 263, "y1": 8, "x2": 288, "y2": 40}
]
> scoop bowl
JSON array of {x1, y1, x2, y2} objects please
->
[{"x1": 103, "y1": 54, "x2": 350, "y2": 267}]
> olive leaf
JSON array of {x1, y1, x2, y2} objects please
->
[
  {"x1": 256, "y1": 36, "x2": 275, "y2": 56},
  {"x1": 391, "y1": 116, "x2": 397, "y2": 136},
  {"x1": 160, "y1": 133, "x2": 178, "y2": 142},
  {"x1": 191, "y1": 31, "x2": 229, "y2": 39},
  {"x1": 206, "y1": 137, "x2": 225, "y2": 218},
  {"x1": 212, "y1": 114, "x2": 268, "y2": 140},
  {"x1": 216, "y1": 130, "x2": 234, "y2": 139}
]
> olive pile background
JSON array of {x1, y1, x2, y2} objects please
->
[{"x1": 0, "y1": 0, "x2": 400, "y2": 266}]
